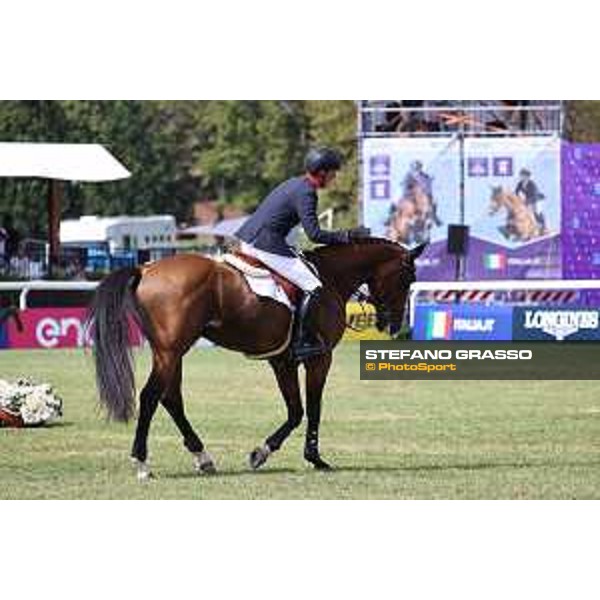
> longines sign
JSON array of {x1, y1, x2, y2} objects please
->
[{"x1": 513, "y1": 307, "x2": 600, "y2": 341}]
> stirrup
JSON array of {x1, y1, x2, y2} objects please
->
[
  {"x1": 292, "y1": 336, "x2": 328, "y2": 361},
  {"x1": 293, "y1": 344, "x2": 327, "y2": 361}
]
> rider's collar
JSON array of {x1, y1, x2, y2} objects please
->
[{"x1": 305, "y1": 173, "x2": 321, "y2": 189}]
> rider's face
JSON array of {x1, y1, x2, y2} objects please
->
[{"x1": 321, "y1": 170, "x2": 337, "y2": 189}]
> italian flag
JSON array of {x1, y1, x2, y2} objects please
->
[
  {"x1": 426, "y1": 311, "x2": 452, "y2": 339},
  {"x1": 484, "y1": 253, "x2": 506, "y2": 270}
]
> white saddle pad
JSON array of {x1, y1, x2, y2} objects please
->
[{"x1": 220, "y1": 254, "x2": 294, "y2": 311}]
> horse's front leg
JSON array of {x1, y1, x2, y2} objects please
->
[
  {"x1": 303, "y1": 352, "x2": 333, "y2": 470},
  {"x1": 249, "y1": 355, "x2": 303, "y2": 470}
]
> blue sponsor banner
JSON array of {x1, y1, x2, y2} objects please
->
[
  {"x1": 513, "y1": 306, "x2": 600, "y2": 341},
  {"x1": 413, "y1": 304, "x2": 514, "y2": 341}
]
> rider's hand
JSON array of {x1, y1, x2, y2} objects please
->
[{"x1": 347, "y1": 226, "x2": 371, "y2": 241}]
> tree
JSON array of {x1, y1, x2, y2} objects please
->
[
  {"x1": 564, "y1": 101, "x2": 600, "y2": 142},
  {"x1": 59, "y1": 101, "x2": 201, "y2": 220},
  {"x1": 194, "y1": 101, "x2": 309, "y2": 211}
]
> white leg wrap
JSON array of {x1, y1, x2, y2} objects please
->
[
  {"x1": 131, "y1": 458, "x2": 152, "y2": 481},
  {"x1": 193, "y1": 450, "x2": 216, "y2": 473}
]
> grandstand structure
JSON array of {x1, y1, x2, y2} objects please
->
[{"x1": 358, "y1": 101, "x2": 563, "y2": 138}]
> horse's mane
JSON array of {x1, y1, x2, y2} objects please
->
[
  {"x1": 306, "y1": 237, "x2": 410, "y2": 265},
  {"x1": 348, "y1": 236, "x2": 404, "y2": 247},
  {"x1": 310, "y1": 236, "x2": 407, "y2": 255}
]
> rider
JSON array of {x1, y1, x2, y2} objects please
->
[
  {"x1": 515, "y1": 168, "x2": 547, "y2": 234},
  {"x1": 402, "y1": 160, "x2": 442, "y2": 228},
  {"x1": 235, "y1": 147, "x2": 370, "y2": 359}
]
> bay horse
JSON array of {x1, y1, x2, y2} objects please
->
[
  {"x1": 86, "y1": 238, "x2": 425, "y2": 479},
  {"x1": 489, "y1": 186, "x2": 540, "y2": 241}
]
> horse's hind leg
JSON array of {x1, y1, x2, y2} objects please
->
[
  {"x1": 130, "y1": 351, "x2": 178, "y2": 480},
  {"x1": 161, "y1": 359, "x2": 216, "y2": 475},
  {"x1": 131, "y1": 368, "x2": 162, "y2": 480},
  {"x1": 249, "y1": 355, "x2": 303, "y2": 470}
]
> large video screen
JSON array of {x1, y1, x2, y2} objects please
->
[{"x1": 361, "y1": 136, "x2": 561, "y2": 280}]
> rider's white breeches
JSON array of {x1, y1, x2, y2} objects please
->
[{"x1": 240, "y1": 242, "x2": 322, "y2": 293}]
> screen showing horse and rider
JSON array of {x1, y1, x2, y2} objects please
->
[
  {"x1": 385, "y1": 159, "x2": 443, "y2": 245},
  {"x1": 362, "y1": 137, "x2": 460, "y2": 246},
  {"x1": 464, "y1": 136, "x2": 559, "y2": 248},
  {"x1": 362, "y1": 136, "x2": 561, "y2": 279}
]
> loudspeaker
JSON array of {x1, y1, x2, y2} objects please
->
[{"x1": 447, "y1": 224, "x2": 469, "y2": 256}]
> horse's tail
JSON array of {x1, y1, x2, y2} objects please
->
[{"x1": 86, "y1": 267, "x2": 147, "y2": 422}]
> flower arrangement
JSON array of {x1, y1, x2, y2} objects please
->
[{"x1": 0, "y1": 378, "x2": 63, "y2": 427}]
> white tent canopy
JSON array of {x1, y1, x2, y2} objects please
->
[{"x1": 0, "y1": 142, "x2": 130, "y2": 181}]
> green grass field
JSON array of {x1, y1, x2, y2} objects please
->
[{"x1": 1, "y1": 343, "x2": 600, "y2": 499}]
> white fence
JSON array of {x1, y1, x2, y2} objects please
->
[
  {"x1": 0, "y1": 281, "x2": 98, "y2": 310},
  {"x1": 5, "y1": 278, "x2": 600, "y2": 331}
]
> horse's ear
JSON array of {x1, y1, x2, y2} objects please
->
[{"x1": 410, "y1": 243, "x2": 427, "y2": 260}]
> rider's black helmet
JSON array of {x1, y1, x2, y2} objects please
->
[{"x1": 304, "y1": 147, "x2": 343, "y2": 174}]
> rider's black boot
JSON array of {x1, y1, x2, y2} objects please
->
[{"x1": 292, "y1": 289, "x2": 327, "y2": 361}]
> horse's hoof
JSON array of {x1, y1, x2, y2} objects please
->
[
  {"x1": 194, "y1": 451, "x2": 217, "y2": 475},
  {"x1": 249, "y1": 445, "x2": 271, "y2": 470},
  {"x1": 313, "y1": 459, "x2": 333, "y2": 471},
  {"x1": 137, "y1": 468, "x2": 155, "y2": 481},
  {"x1": 132, "y1": 458, "x2": 154, "y2": 481},
  {"x1": 199, "y1": 461, "x2": 217, "y2": 475},
  {"x1": 304, "y1": 451, "x2": 333, "y2": 471}
]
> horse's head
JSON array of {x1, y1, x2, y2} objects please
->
[{"x1": 366, "y1": 242, "x2": 427, "y2": 334}]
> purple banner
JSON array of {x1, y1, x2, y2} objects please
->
[
  {"x1": 562, "y1": 142, "x2": 600, "y2": 306},
  {"x1": 562, "y1": 142, "x2": 600, "y2": 279},
  {"x1": 415, "y1": 240, "x2": 452, "y2": 280},
  {"x1": 416, "y1": 236, "x2": 561, "y2": 281}
]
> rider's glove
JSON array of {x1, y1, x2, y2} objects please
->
[{"x1": 346, "y1": 226, "x2": 371, "y2": 241}]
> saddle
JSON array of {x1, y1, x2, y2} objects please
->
[{"x1": 223, "y1": 251, "x2": 303, "y2": 306}]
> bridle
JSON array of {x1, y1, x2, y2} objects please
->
[{"x1": 308, "y1": 238, "x2": 421, "y2": 334}]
